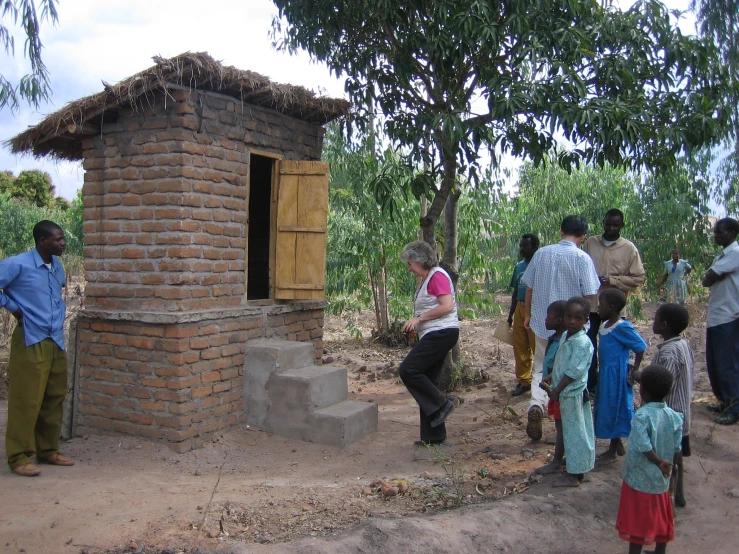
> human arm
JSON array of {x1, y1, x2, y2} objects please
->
[
  {"x1": 659, "y1": 272, "x2": 668, "y2": 287},
  {"x1": 403, "y1": 294, "x2": 454, "y2": 332},
  {"x1": 523, "y1": 287, "x2": 532, "y2": 330},
  {"x1": 606, "y1": 249, "x2": 646, "y2": 292},
  {"x1": 0, "y1": 259, "x2": 23, "y2": 318},
  {"x1": 508, "y1": 294, "x2": 517, "y2": 326},
  {"x1": 644, "y1": 450, "x2": 673, "y2": 477},
  {"x1": 702, "y1": 269, "x2": 723, "y2": 287},
  {"x1": 546, "y1": 374, "x2": 574, "y2": 402}
]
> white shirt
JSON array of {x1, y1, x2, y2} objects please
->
[
  {"x1": 521, "y1": 239, "x2": 600, "y2": 339},
  {"x1": 707, "y1": 240, "x2": 739, "y2": 328}
]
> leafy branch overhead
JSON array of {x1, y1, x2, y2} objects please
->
[
  {"x1": 0, "y1": 0, "x2": 59, "y2": 112},
  {"x1": 272, "y1": 0, "x2": 734, "y2": 246}
]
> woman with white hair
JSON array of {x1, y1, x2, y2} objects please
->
[{"x1": 399, "y1": 240, "x2": 459, "y2": 446}]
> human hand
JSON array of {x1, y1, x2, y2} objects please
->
[
  {"x1": 599, "y1": 276, "x2": 610, "y2": 285},
  {"x1": 12, "y1": 310, "x2": 22, "y2": 321},
  {"x1": 657, "y1": 460, "x2": 672, "y2": 477},
  {"x1": 523, "y1": 315, "x2": 531, "y2": 330},
  {"x1": 628, "y1": 370, "x2": 641, "y2": 385},
  {"x1": 507, "y1": 316, "x2": 513, "y2": 326},
  {"x1": 403, "y1": 318, "x2": 419, "y2": 333}
]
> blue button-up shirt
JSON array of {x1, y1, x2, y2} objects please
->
[{"x1": 0, "y1": 249, "x2": 66, "y2": 349}]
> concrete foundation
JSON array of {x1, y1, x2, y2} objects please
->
[{"x1": 244, "y1": 338, "x2": 377, "y2": 447}]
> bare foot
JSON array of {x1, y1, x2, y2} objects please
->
[
  {"x1": 596, "y1": 450, "x2": 618, "y2": 464},
  {"x1": 616, "y1": 442, "x2": 626, "y2": 456},
  {"x1": 535, "y1": 461, "x2": 563, "y2": 475},
  {"x1": 552, "y1": 474, "x2": 581, "y2": 487}
]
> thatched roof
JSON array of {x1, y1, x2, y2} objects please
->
[{"x1": 6, "y1": 52, "x2": 350, "y2": 161}]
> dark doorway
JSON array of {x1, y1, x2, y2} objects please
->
[{"x1": 247, "y1": 154, "x2": 273, "y2": 300}]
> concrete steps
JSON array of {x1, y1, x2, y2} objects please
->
[{"x1": 243, "y1": 339, "x2": 378, "y2": 447}]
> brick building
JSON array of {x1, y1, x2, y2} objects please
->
[{"x1": 7, "y1": 52, "x2": 377, "y2": 451}]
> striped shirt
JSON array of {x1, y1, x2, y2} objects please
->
[
  {"x1": 520, "y1": 239, "x2": 600, "y2": 339},
  {"x1": 652, "y1": 337, "x2": 694, "y2": 435}
]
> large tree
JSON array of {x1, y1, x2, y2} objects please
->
[
  {"x1": 1, "y1": 0, "x2": 58, "y2": 111},
  {"x1": 272, "y1": 0, "x2": 733, "y2": 269},
  {"x1": 690, "y1": 0, "x2": 739, "y2": 212}
]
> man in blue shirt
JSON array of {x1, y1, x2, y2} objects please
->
[
  {"x1": 507, "y1": 234, "x2": 539, "y2": 396},
  {"x1": 0, "y1": 220, "x2": 74, "y2": 476}
]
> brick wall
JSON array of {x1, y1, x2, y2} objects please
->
[
  {"x1": 73, "y1": 87, "x2": 328, "y2": 450},
  {"x1": 80, "y1": 88, "x2": 324, "y2": 312},
  {"x1": 74, "y1": 304, "x2": 325, "y2": 452}
]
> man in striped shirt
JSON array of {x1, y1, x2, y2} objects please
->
[{"x1": 521, "y1": 215, "x2": 600, "y2": 440}]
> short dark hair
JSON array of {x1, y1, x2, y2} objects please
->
[
  {"x1": 604, "y1": 208, "x2": 624, "y2": 223},
  {"x1": 521, "y1": 233, "x2": 540, "y2": 249},
  {"x1": 656, "y1": 303, "x2": 690, "y2": 335},
  {"x1": 566, "y1": 296, "x2": 591, "y2": 316},
  {"x1": 547, "y1": 300, "x2": 568, "y2": 319},
  {"x1": 639, "y1": 364, "x2": 674, "y2": 401},
  {"x1": 600, "y1": 288, "x2": 627, "y2": 313},
  {"x1": 33, "y1": 220, "x2": 63, "y2": 243},
  {"x1": 716, "y1": 217, "x2": 739, "y2": 235},
  {"x1": 560, "y1": 215, "x2": 588, "y2": 237}
]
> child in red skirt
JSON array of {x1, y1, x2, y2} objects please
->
[{"x1": 616, "y1": 364, "x2": 684, "y2": 554}]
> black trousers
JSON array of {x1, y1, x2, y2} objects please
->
[
  {"x1": 399, "y1": 328, "x2": 459, "y2": 443},
  {"x1": 706, "y1": 318, "x2": 739, "y2": 415},
  {"x1": 586, "y1": 312, "x2": 602, "y2": 392}
]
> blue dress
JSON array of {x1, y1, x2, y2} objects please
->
[{"x1": 594, "y1": 319, "x2": 648, "y2": 440}]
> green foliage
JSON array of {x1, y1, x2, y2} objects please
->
[
  {"x1": 0, "y1": 191, "x2": 83, "y2": 265},
  {"x1": 273, "y1": 0, "x2": 733, "y2": 250},
  {"x1": 0, "y1": 169, "x2": 56, "y2": 206},
  {"x1": 0, "y1": 0, "x2": 59, "y2": 111}
]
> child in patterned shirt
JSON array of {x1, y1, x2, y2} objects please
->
[{"x1": 616, "y1": 364, "x2": 683, "y2": 554}]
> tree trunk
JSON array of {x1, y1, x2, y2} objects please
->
[
  {"x1": 420, "y1": 144, "x2": 457, "y2": 247},
  {"x1": 377, "y1": 253, "x2": 389, "y2": 334},
  {"x1": 438, "y1": 183, "x2": 461, "y2": 391}
]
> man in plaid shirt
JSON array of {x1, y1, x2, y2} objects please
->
[{"x1": 521, "y1": 215, "x2": 600, "y2": 440}]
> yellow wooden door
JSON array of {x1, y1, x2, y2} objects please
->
[{"x1": 274, "y1": 160, "x2": 329, "y2": 300}]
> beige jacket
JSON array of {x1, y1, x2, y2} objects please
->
[{"x1": 583, "y1": 235, "x2": 646, "y2": 311}]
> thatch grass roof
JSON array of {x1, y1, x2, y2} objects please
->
[{"x1": 6, "y1": 52, "x2": 350, "y2": 161}]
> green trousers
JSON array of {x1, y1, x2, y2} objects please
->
[{"x1": 6, "y1": 326, "x2": 67, "y2": 469}]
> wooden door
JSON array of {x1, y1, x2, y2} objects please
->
[{"x1": 274, "y1": 160, "x2": 329, "y2": 300}]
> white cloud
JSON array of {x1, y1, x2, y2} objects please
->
[
  {"x1": 0, "y1": 0, "x2": 698, "y2": 200},
  {"x1": 0, "y1": 0, "x2": 346, "y2": 199}
]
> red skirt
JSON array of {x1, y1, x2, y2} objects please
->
[
  {"x1": 616, "y1": 481, "x2": 674, "y2": 545},
  {"x1": 547, "y1": 400, "x2": 561, "y2": 420}
]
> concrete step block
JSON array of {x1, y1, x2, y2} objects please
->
[
  {"x1": 244, "y1": 338, "x2": 315, "y2": 372},
  {"x1": 243, "y1": 339, "x2": 316, "y2": 429},
  {"x1": 312, "y1": 400, "x2": 379, "y2": 447},
  {"x1": 271, "y1": 365, "x2": 348, "y2": 409}
]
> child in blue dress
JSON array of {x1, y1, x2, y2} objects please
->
[
  {"x1": 539, "y1": 297, "x2": 595, "y2": 487},
  {"x1": 594, "y1": 288, "x2": 647, "y2": 462},
  {"x1": 616, "y1": 364, "x2": 683, "y2": 554}
]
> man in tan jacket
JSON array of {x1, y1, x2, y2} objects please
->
[{"x1": 583, "y1": 209, "x2": 646, "y2": 393}]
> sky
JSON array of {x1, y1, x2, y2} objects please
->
[{"x1": 0, "y1": 0, "x2": 697, "y2": 200}]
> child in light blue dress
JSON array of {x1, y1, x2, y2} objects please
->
[{"x1": 539, "y1": 297, "x2": 595, "y2": 487}]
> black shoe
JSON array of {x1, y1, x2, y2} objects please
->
[
  {"x1": 707, "y1": 402, "x2": 725, "y2": 413},
  {"x1": 430, "y1": 400, "x2": 455, "y2": 428},
  {"x1": 715, "y1": 412, "x2": 739, "y2": 425},
  {"x1": 526, "y1": 406, "x2": 543, "y2": 441},
  {"x1": 511, "y1": 384, "x2": 531, "y2": 397}
]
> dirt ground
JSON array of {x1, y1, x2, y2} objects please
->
[{"x1": 1, "y1": 301, "x2": 738, "y2": 554}]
